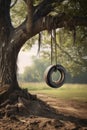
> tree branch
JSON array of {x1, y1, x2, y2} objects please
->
[
  {"x1": 26, "y1": 0, "x2": 33, "y2": 32},
  {"x1": 33, "y1": 13, "x2": 87, "y2": 33},
  {"x1": 11, "y1": 13, "x2": 87, "y2": 51}
]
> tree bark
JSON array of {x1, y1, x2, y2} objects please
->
[
  {"x1": 0, "y1": 0, "x2": 20, "y2": 103},
  {"x1": 0, "y1": 43, "x2": 19, "y2": 88}
]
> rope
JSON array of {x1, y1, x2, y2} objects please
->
[
  {"x1": 51, "y1": 30, "x2": 53, "y2": 65},
  {"x1": 50, "y1": 29, "x2": 57, "y2": 65},
  {"x1": 54, "y1": 29, "x2": 57, "y2": 65}
]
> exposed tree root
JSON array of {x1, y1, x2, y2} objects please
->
[
  {"x1": 0, "y1": 87, "x2": 38, "y2": 118},
  {"x1": 0, "y1": 87, "x2": 57, "y2": 120}
]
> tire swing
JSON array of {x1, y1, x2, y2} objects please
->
[
  {"x1": 44, "y1": 64, "x2": 66, "y2": 88},
  {"x1": 44, "y1": 30, "x2": 66, "y2": 88}
]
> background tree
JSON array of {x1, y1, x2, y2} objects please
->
[{"x1": 0, "y1": 0, "x2": 87, "y2": 104}]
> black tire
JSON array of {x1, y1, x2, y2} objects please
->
[{"x1": 44, "y1": 64, "x2": 66, "y2": 88}]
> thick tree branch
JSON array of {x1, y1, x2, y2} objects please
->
[
  {"x1": 9, "y1": 21, "x2": 28, "y2": 50},
  {"x1": 26, "y1": 0, "x2": 33, "y2": 32},
  {"x1": 12, "y1": 11, "x2": 87, "y2": 50},
  {"x1": 33, "y1": 13, "x2": 87, "y2": 33}
]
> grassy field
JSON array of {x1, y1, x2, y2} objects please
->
[{"x1": 20, "y1": 82, "x2": 87, "y2": 101}]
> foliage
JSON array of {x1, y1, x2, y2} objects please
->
[{"x1": 10, "y1": 0, "x2": 27, "y2": 27}]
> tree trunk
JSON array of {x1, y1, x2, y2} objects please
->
[
  {"x1": 0, "y1": 43, "x2": 19, "y2": 88},
  {"x1": 0, "y1": 35, "x2": 20, "y2": 102},
  {"x1": 0, "y1": 0, "x2": 20, "y2": 103}
]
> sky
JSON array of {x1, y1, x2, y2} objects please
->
[{"x1": 17, "y1": 44, "x2": 38, "y2": 74}]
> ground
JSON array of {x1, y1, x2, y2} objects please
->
[{"x1": 0, "y1": 93, "x2": 87, "y2": 130}]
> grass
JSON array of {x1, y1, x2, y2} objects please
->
[{"x1": 20, "y1": 82, "x2": 87, "y2": 101}]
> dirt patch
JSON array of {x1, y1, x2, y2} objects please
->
[{"x1": 0, "y1": 91, "x2": 87, "y2": 130}]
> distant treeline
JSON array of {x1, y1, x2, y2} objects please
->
[
  {"x1": 18, "y1": 71, "x2": 87, "y2": 84},
  {"x1": 66, "y1": 72, "x2": 87, "y2": 84}
]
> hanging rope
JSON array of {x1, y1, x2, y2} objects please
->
[
  {"x1": 50, "y1": 29, "x2": 57, "y2": 65},
  {"x1": 53, "y1": 29, "x2": 57, "y2": 65},
  {"x1": 51, "y1": 30, "x2": 53, "y2": 65}
]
